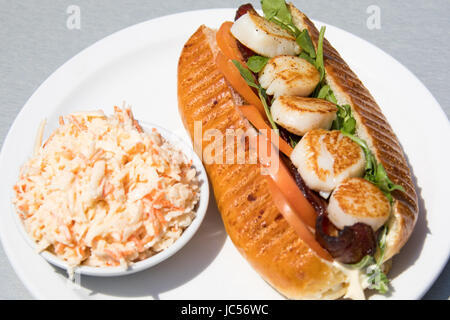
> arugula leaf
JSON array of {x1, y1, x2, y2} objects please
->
[
  {"x1": 261, "y1": 0, "x2": 299, "y2": 35},
  {"x1": 332, "y1": 103, "x2": 404, "y2": 201},
  {"x1": 367, "y1": 265, "x2": 389, "y2": 294},
  {"x1": 342, "y1": 131, "x2": 405, "y2": 201},
  {"x1": 299, "y1": 52, "x2": 316, "y2": 66},
  {"x1": 346, "y1": 226, "x2": 390, "y2": 294},
  {"x1": 262, "y1": 0, "x2": 322, "y2": 78},
  {"x1": 331, "y1": 104, "x2": 356, "y2": 134},
  {"x1": 311, "y1": 26, "x2": 327, "y2": 97},
  {"x1": 316, "y1": 85, "x2": 337, "y2": 104},
  {"x1": 375, "y1": 226, "x2": 388, "y2": 264},
  {"x1": 232, "y1": 59, "x2": 279, "y2": 134},
  {"x1": 232, "y1": 60, "x2": 260, "y2": 89},
  {"x1": 347, "y1": 255, "x2": 374, "y2": 270},
  {"x1": 297, "y1": 29, "x2": 316, "y2": 58},
  {"x1": 247, "y1": 55, "x2": 269, "y2": 73},
  {"x1": 367, "y1": 226, "x2": 389, "y2": 293},
  {"x1": 315, "y1": 26, "x2": 326, "y2": 83}
]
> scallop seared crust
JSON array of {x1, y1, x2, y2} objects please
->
[
  {"x1": 271, "y1": 96, "x2": 337, "y2": 136},
  {"x1": 288, "y1": 3, "x2": 418, "y2": 260},
  {"x1": 178, "y1": 25, "x2": 347, "y2": 300},
  {"x1": 328, "y1": 178, "x2": 391, "y2": 231},
  {"x1": 290, "y1": 129, "x2": 366, "y2": 193},
  {"x1": 259, "y1": 55, "x2": 320, "y2": 98},
  {"x1": 231, "y1": 12, "x2": 300, "y2": 57}
]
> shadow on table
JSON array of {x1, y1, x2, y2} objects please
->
[{"x1": 54, "y1": 191, "x2": 227, "y2": 299}]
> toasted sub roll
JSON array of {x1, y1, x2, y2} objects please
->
[{"x1": 177, "y1": 4, "x2": 418, "y2": 299}]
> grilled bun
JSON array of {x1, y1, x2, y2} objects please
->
[
  {"x1": 177, "y1": 4, "x2": 418, "y2": 299},
  {"x1": 178, "y1": 25, "x2": 347, "y2": 300}
]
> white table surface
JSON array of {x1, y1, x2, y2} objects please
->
[{"x1": 0, "y1": 0, "x2": 448, "y2": 299}]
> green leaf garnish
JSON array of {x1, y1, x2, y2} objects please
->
[
  {"x1": 375, "y1": 226, "x2": 388, "y2": 264},
  {"x1": 346, "y1": 226, "x2": 390, "y2": 294},
  {"x1": 262, "y1": 0, "x2": 323, "y2": 82},
  {"x1": 342, "y1": 131, "x2": 405, "y2": 201},
  {"x1": 367, "y1": 226, "x2": 390, "y2": 293},
  {"x1": 232, "y1": 59, "x2": 278, "y2": 134},
  {"x1": 347, "y1": 255, "x2": 374, "y2": 270},
  {"x1": 367, "y1": 265, "x2": 389, "y2": 294},
  {"x1": 299, "y1": 51, "x2": 316, "y2": 66},
  {"x1": 331, "y1": 104, "x2": 356, "y2": 134},
  {"x1": 315, "y1": 26, "x2": 326, "y2": 83},
  {"x1": 261, "y1": 0, "x2": 318, "y2": 61},
  {"x1": 316, "y1": 85, "x2": 336, "y2": 103},
  {"x1": 331, "y1": 104, "x2": 404, "y2": 201},
  {"x1": 296, "y1": 29, "x2": 316, "y2": 58},
  {"x1": 261, "y1": 0, "x2": 299, "y2": 35},
  {"x1": 311, "y1": 26, "x2": 327, "y2": 97},
  {"x1": 247, "y1": 55, "x2": 269, "y2": 73},
  {"x1": 231, "y1": 60, "x2": 260, "y2": 89}
]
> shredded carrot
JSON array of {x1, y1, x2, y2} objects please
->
[
  {"x1": 89, "y1": 149, "x2": 105, "y2": 163},
  {"x1": 69, "y1": 115, "x2": 87, "y2": 131},
  {"x1": 55, "y1": 243, "x2": 66, "y2": 255},
  {"x1": 102, "y1": 181, "x2": 114, "y2": 198},
  {"x1": 155, "y1": 208, "x2": 167, "y2": 225},
  {"x1": 133, "y1": 119, "x2": 143, "y2": 133},
  {"x1": 129, "y1": 235, "x2": 145, "y2": 252},
  {"x1": 104, "y1": 248, "x2": 122, "y2": 261},
  {"x1": 42, "y1": 132, "x2": 56, "y2": 148}
]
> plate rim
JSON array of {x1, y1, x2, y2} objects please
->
[{"x1": 0, "y1": 8, "x2": 448, "y2": 299}]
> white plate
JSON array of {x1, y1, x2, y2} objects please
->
[
  {"x1": 1, "y1": 9, "x2": 449, "y2": 300},
  {"x1": 13, "y1": 122, "x2": 210, "y2": 277}
]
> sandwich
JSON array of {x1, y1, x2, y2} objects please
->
[{"x1": 177, "y1": 0, "x2": 418, "y2": 299}]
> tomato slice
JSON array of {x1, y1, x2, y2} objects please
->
[
  {"x1": 215, "y1": 52, "x2": 265, "y2": 115},
  {"x1": 258, "y1": 142, "x2": 317, "y2": 229},
  {"x1": 240, "y1": 105, "x2": 293, "y2": 157},
  {"x1": 216, "y1": 21, "x2": 245, "y2": 64},
  {"x1": 214, "y1": 25, "x2": 323, "y2": 255},
  {"x1": 266, "y1": 176, "x2": 332, "y2": 261}
]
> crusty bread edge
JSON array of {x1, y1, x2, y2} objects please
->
[
  {"x1": 288, "y1": 3, "x2": 418, "y2": 261},
  {"x1": 178, "y1": 25, "x2": 352, "y2": 300}
]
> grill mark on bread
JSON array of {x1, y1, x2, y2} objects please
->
[
  {"x1": 288, "y1": 4, "x2": 417, "y2": 261},
  {"x1": 358, "y1": 119, "x2": 403, "y2": 152},
  {"x1": 178, "y1": 25, "x2": 347, "y2": 299}
]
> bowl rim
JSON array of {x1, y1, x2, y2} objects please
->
[{"x1": 12, "y1": 121, "x2": 209, "y2": 277}]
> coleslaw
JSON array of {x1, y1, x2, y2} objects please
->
[{"x1": 13, "y1": 106, "x2": 199, "y2": 270}]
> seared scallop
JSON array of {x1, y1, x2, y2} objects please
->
[
  {"x1": 258, "y1": 55, "x2": 320, "y2": 98},
  {"x1": 271, "y1": 96, "x2": 337, "y2": 136},
  {"x1": 328, "y1": 178, "x2": 391, "y2": 231},
  {"x1": 231, "y1": 12, "x2": 300, "y2": 57},
  {"x1": 290, "y1": 129, "x2": 365, "y2": 193}
]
